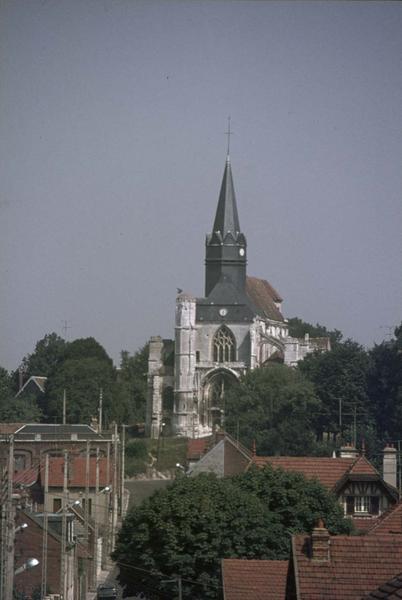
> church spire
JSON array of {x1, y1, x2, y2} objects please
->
[
  {"x1": 205, "y1": 157, "x2": 247, "y2": 297},
  {"x1": 212, "y1": 156, "x2": 240, "y2": 237}
]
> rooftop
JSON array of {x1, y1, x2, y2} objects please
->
[{"x1": 222, "y1": 559, "x2": 289, "y2": 600}]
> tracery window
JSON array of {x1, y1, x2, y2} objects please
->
[{"x1": 213, "y1": 326, "x2": 236, "y2": 362}]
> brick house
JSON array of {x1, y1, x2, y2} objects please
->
[
  {"x1": 222, "y1": 520, "x2": 402, "y2": 599},
  {"x1": 0, "y1": 423, "x2": 118, "y2": 474},
  {"x1": 13, "y1": 508, "x2": 79, "y2": 600},
  {"x1": 187, "y1": 434, "x2": 399, "y2": 530}
]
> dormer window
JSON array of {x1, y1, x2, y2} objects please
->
[{"x1": 345, "y1": 495, "x2": 380, "y2": 516}]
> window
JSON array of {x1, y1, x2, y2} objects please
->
[
  {"x1": 213, "y1": 326, "x2": 236, "y2": 362},
  {"x1": 53, "y1": 498, "x2": 62, "y2": 512},
  {"x1": 345, "y1": 495, "x2": 380, "y2": 515},
  {"x1": 354, "y1": 496, "x2": 370, "y2": 513},
  {"x1": 82, "y1": 497, "x2": 92, "y2": 516},
  {"x1": 196, "y1": 351, "x2": 200, "y2": 363}
]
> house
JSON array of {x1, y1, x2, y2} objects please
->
[
  {"x1": 253, "y1": 447, "x2": 399, "y2": 528},
  {"x1": 187, "y1": 431, "x2": 252, "y2": 477},
  {"x1": 0, "y1": 422, "x2": 120, "y2": 474},
  {"x1": 222, "y1": 559, "x2": 289, "y2": 600},
  {"x1": 15, "y1": 375, "x2": 47, "y2": 398},
  {"x1": 222, "y1": 521, "x2": 402, "y2": 600},
  {"x1": 13, "y1": 508, "x2": 79, "y2": 600},
  {"x1": 187, "y1": 434, "x2": 399, "y2": 529}
]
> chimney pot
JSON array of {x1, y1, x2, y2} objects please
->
[
  {"x1": 311, "y1": 520, "x2": 330, "y2": 563},
  {"x1": 383, "y1": 445, "x2": 397, "y2": 489}
]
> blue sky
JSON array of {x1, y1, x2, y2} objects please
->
[{"x1": 1, "y1": 1, "x2": 401, "y2": 369}]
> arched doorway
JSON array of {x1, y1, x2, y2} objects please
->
[{"x1": 201, "y1": 368, "x2": 239, "y2": 429}]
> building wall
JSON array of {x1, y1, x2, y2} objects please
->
[{"x1": 13, "y1": 512, "x2": 75, "y2": 600}]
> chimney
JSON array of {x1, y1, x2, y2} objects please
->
[
  {"x1": 383, "y1": 444, "x2": 397, "y2": 489},
  {"x1": 339, "y1": 443, "x2": 359, "y2": 459},
  {"x1": 311, "y1": 519, "x2": 330, "y2": 563}
]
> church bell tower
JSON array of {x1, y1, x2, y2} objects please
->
[{"x1": 205, "y1": 155, "x2": 247, "y2": 296}]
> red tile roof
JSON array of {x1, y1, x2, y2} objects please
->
[
  {"x1": 46, "y1": 456, "x2": 113, "y2": 488},
  {"x1": 245, "y1": 277, "x2": 284, "y2": 322},
  {"x1": 293, "y1": 533, "x2": 402, "y2": 599},
  {"x1": 367, "y1": 501, "x2": 402, "y2": 535},
  {"x1": 0, "y1": 422, "x2": 26, "y2": 434},
  {"x1": 187, "y1": 436, "x2": 212, "y2": 461},
  {"x1": 222, "y1": 559, "x2": 288, "y2": 600},
  {"x1": 252, "y1": 456, "x2": 356, "y2": 490},
  {"x1": 348, "y1": 454, "x2": 380, "y2": 476},
  {"x1": 252, "y1": 454, "x2": 379, "y2": 491}
]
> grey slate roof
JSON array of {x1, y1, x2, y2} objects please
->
[
  {"x1": 212, "y1": 157, "x2": 240, "y2": 237},
  {"x1": 13, "y1": 423, "x2": 112, "y2": 441}
]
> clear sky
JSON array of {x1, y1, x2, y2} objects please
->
[{"x1": 1, "y1": 0, "x2": 401, "y2": 371}]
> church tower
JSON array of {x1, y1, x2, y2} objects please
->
[
  {"x1": 145, "y1": 149, "x2": 329, "y2": 439},
  {"x1": 205, "y1": 156, "x2": 247, "y2": 297}
]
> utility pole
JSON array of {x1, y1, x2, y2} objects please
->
[
  {"x1": 62, "y1": 389, "x2": 67, "y2": 425},
  {"x1": 98, "y1": 388, "x2": 103, "y2": 433},
  {"x1": 41, "y1": 454, "x2": 49, "y2": 599},
  {"x1": 4, "y1": 435, "x2": 15, "y2": 600},
  {"x1": 85, "y1": 441, "x2": 90, "y2": 544},
  {"x1": 60, "y1": 450, "x2": 68, "y2": 600},
  {"x1": 103, "y1": 442, "x2": 111, "y2": 567},
  {"x1": 111, "y1": 424, "x2": 118, "y2": 552},
  {"x1": 94, "y1": 447, "x2": 100, "y2": 589},
  {"x1": 120, "y1": 425, "x2": 126, "y2": 518}
]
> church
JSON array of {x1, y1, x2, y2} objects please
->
[{"x1": 146, "y1": 154, "x2": 329, "y2": 439}]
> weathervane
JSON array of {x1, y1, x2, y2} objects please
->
[{"x1": 224, "y1": 116, "x2": 233, "y2": 156}]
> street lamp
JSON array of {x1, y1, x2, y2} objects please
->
[
  {"x1": 14, "y1": 558, "x2": 39, "y2": 576},
  {"x1": 14, "y1": 523, "x2": 28, "y2": 534}
]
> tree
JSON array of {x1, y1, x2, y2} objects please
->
[
  {"x1": 368, "y1": 324, "x2": 402, "y2": 440},
  {"x1": 113, "y1": 470, "x2": 351, "y2": 599},
  {"x1": 224, "y1": 364, "x2": 322, "y2": 455},
  {"x1": 0, "y1": 366, "x2": 42, "y2": 422},
  {"x1": 287, "y1": 317, "x2": 343, "y2": 347},
  {"x1": 19, "y1": 333, "x2": 67, "y2": 378},
  {"x1": 42, "y1": 338, "x2": 115, "y2": 424},
  {"x1": 115, "y1": 345, "x2": 149, "y2": 424},
  {"x1": 298, "y1": 340, "x2": 371, "y2": 441}
]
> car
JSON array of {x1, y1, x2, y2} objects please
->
[{"x1": 96, "y1": 584, "x2": 118, "y2": 599}]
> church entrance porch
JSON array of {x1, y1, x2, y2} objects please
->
[{"x1": 201, "y1": 368, "x2": 239, "y2": 431}]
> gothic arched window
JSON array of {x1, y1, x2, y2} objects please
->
[{"x1": 213, "y1": 326, "x2": 236, "y2": 362}]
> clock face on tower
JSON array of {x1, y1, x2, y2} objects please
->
[{"x1": 239, "y1": 248, "x2": 245, "y2": 256}]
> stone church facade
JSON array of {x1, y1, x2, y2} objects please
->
[{"x1": 146, "y1": 156, "x2": 330, "y2": 439}]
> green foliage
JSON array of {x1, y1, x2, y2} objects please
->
[
  {"x1": 0, "y1": 367, "x2": 41, "y2": 422},
  {"x1": 368, "y1": 326, "x2": 402, "y2": 440},
  {"x1": 233, "y1": 466, "x2": 352, "y2": 536},
  {"x1": 287, "y1": 317, "x2": 343, "y2": 347},
  {"x1": 116, "y1": 345, "x2": 149, "y2": 423},
  {"x1": 114, "y1": 469, "x2": 351, "y2": 599},
  {"x1": 64, "y1": 337, "x2": 113, "y2": 365},
  {"x1": 19, "y1": 332, "x2": 67, "y2": 378},
  {"x1": 298, "y1": 340, "x2": 371, "y2": 439},
  {"x1": 44, "y1": 356, "x2": 115, "y2": 424},
  {"x1": 225, "y1": 363, "x2": 322, "y2": 455},
  {"x1": 126, "y1": 439, "x2": 148, "y2": 459}
]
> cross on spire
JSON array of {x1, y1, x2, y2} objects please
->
[{"x1": 225, "y1": 116, "x2": 233, "y2": 157}]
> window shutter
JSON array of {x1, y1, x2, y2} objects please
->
[
  {"x1": 371, "y1": 496, "x2": 380, "y2": 515},
  {"x1": 346, "y1": 496, "x2": 354, "y2": 515}
]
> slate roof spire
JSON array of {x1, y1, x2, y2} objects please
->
[
  {"x1": 205, "y1": 156, "x2": 247, "y2": 297},
  {"x1": 212, "y1": 155, "x2": 241, "y2": 237}
]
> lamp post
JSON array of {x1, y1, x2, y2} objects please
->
[{"x1": 14, "y1": 557, "x2": 39, "y2": 576}]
